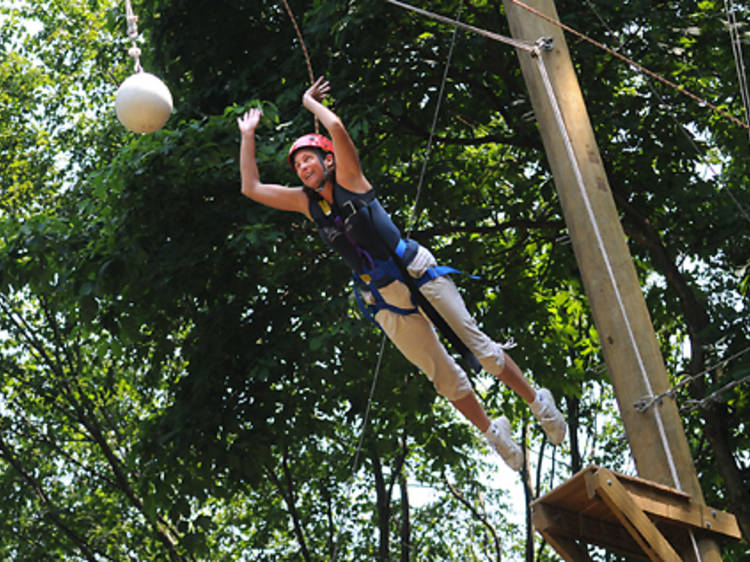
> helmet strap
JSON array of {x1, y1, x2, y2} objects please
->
[{"x1": 315, "y1": 150, "x2": 333, "y2": 192}]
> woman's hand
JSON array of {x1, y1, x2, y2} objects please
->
[
  {"x1": 237, "y1": 108, "x2": 262, "y2": 136},
  {"x1": 302, "y1": 76, "x2": 331, "y2": 108}
]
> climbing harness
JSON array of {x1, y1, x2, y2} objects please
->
[
  {"x1": 362, "y1": 204, "x2": 482, "y2": 374},
  {"x1": 307, "y1": 186, "x2": 482, "y2": 373}
]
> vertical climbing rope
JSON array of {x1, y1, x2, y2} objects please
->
[
  {"x1": 406, "y1": 1, "x2": 464, "y2": 238},
  {"x1": 330, "y1": 335, "x2": 387, "y2": 561}
]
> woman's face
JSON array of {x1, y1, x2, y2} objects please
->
[{"x1": 293, "y1": 149, "x2": 332, "y2": 188}]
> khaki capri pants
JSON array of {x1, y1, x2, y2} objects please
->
[{"x1": 372, "y1": 246, "x2": 508, "y2": 401}]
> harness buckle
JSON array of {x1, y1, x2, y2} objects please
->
[{"x1": 341, "y1": 200, "x2": 358, "y2": 220}]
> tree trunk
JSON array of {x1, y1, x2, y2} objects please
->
[
  {"x1": 566, "y1": 395, "x2": 582, "y2": 474},
  {"x1": 523, "y1": 422, "x2": 535, "y2": 562},
  {"x1": 370, "y1": 449, "x2": 391, "y2": 561},
  {"x1": 399, "y1": 470, "x2": 410, "y2": 562},
  {"x1": 266, "y1": 449, "x2": 311, "y2": 562}
]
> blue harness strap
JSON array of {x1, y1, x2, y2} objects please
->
[{"x1": 352, "y1": 239, "x2": 476, "y2": 330}]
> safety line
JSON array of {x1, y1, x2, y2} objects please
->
[
  {"x1": 577, "y1": 0, "x2": 750, "y2": 359},
  {"x1": 406, "y1": 1, "x2": 464, "y2": 237},
  {"x1": 330, "y1": 3, "x2": 466, "y2": 556},
  {"x1": 635, "y1": 345, "x2": 750, "y2": 412},
  {"x1": 385, "y1": 0, "x2": 535, "y2": 53},
  {"x1": 328, "y1": 333, "x2": 387, "y2": 561},
  {"x1": 533, "y1": 43, "x2": 705, "y2": 562},
  {"x1": 582, "y1": 0, "x2": 750, "y2": 225},
  {"x1": 279, "y1": 2, "x2": 381, "y2": 555},
  {"x1": 682, "y1": 370, "x2": 750, "y2": 413},
  {"x1": 510, "y1": 0, "x2": 750, "y2": 132}
]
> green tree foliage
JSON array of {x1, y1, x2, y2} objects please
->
[{"x1": 0, "y1": 0, "x2": 748, "y2": 559}]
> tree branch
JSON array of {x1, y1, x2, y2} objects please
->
[
  {"x1": 442, "y1": 470, "x2": 501, "y2": 561},
  {"x1": 0, "y1": 433, "x2": 102, "y2": 561}
]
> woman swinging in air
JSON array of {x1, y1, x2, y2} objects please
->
[{"x1": 237, "y1": 77, "x2": 565, "y2": 471}]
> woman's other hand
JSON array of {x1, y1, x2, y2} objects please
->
[
  {"x1": 302, "y1": 76, "x2": 331, "y2": 108},
  {"x1": 237, "y1": 108, "x2": 262, "y2": 136}
]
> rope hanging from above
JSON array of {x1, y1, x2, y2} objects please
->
[
  {"x1": 321, "y1": 3, "x2": 466, "y2": 557},
  {"x1": 124, "y1": 0, "x2": 142, "y2": 72},
  {"x1": 406, "y1": 0, "x2": 464, "y2": 238},
  {"x1": 280, "y1": 0, "x2": 319, "y2": 134}
]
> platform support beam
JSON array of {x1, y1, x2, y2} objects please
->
[{"x1": 590, "y1": 468, "x2": 681, "y2": 562}]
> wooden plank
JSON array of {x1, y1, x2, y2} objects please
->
[
  {"x1": 540, "y1": 531, "x2": 594, "y2": 562},
  {"x1": 533, "y1": 465, "x2": 742, "y2": 540},
  {"x1": 594, "y1": 468, "x2": 741, "y2": 540},
  {"x1": 611, "y1": 469, "x2": 691, "y2": 499},
  {"x1": 696, "y1": 504, "x2": 742, "y2": 539},
  {"x1": 533, "y1": 502, "x2": 647, "y2": 559},
  {"x1": 590, "y1": 468, "x2": 682, "y2": 562},
  {"x1": 626, "y1": 488, "x2": 741, "y2": 539}
]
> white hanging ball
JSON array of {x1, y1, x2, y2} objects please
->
[{"x1": 115, "y1": 71, "x2": 173, "y2": 134}]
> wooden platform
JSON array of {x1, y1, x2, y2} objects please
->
[{"x1": 530, "y1": 465, "x2": 741, "y2": 561}]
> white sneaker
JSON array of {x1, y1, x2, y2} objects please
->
[
  {"x1": 530, "y1": 388, "x2": 566, "y2": 445},
  {"x1": 484, "y1": 416, "x2": 523, "y2": 471}
]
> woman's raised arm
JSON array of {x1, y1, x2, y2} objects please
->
[
  {"x1": 301, "y1": 77, "x2": 372, "y2": 194},
  {"x1": 238, "y1": 109, "x2": 310, "y2": 217}
]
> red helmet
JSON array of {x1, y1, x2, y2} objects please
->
[{"x1": 288, "y1": 133, "x2": 334, "y2": 170}]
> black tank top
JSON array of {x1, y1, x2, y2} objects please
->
[{"x1": 307, "y1": 183, "x2": 418, "y2": 277}]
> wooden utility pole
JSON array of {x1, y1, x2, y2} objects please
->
[{"x1": 500, "y1": 1, "x2": 722, "y2": 559}]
